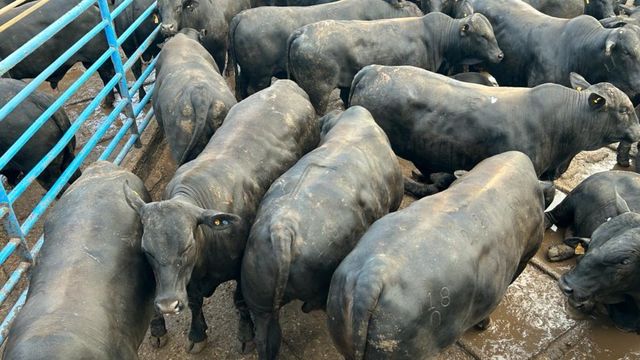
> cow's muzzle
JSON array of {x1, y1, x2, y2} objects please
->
[
  {"x1": 155, "y1": 298, "x2": 184, "y2": 314},
  {"x1": 160, "y1": 23, "x2": 178, "y2": 36}
]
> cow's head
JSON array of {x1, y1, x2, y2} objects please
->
[
  {"x1": 585, "y1": 0, "x2": 618, "y2": 19},
  {"x1": 157, "y1": 0, "x2": 202, "y2": 36},
  {"x1": 559, "y1": 194, "x2": 640, "y2": 311},
  {"x1": 455, "y1": 13, "x2": 503, "y2": 65},
  {"x1": 600, "y1": 26, "x2": 640, "y2": 98},
  {"x1": 569, "y1": 72, "x2": 640, "y2": 144},
  {"x1": 123, "y1": 183, "x2": 240, "y2": 314}
]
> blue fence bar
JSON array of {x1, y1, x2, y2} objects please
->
[{"x1": 0, "y1": 0, "x2": 159, "y2": 343}]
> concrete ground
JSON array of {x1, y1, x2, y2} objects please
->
[{"x1": 137, "y1": 140, "x2": 640, "y2": 360}]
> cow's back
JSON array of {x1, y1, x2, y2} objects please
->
[{"x1": 2, "y1": 161, "x2": 154, "y2": 360}]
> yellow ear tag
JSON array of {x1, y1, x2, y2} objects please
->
[
  {"x1": 585, "y1": 0, "x2": 589, "y2": 4},
  {"x1": 153, "y1": 14, "x2": 159, "y2": 24},
  {"x1": 576, "y1": 86, "x2": 582, "y2": 92},
  {"x1": 575, "y1": 243, "x2": 585, "y2": 255},
  {"x1": 214, "y1": 219, "x2": 221, "y2": 226}
]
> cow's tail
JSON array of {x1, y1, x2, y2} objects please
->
[
  {"x1": 270, "y1": 223, "x2": 294, "y2": 312},
  {"x1": 228, "y1": 15, "x2": 242, "y2": 91},
  {"x1": 178, "y1": 87, "x2": 210, "y2": 165},
  {"x1": 328, "y1": 259, "x2": 385, "y2": 360},
  {"x1": 286, "y1": 28, "x2": 305, "y2": 83},
  {"x1": 348, "y1": 66, "x2": 372, "y2": 109}
]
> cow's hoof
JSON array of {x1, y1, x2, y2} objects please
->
[
  {"x1": 239, "y1": 340, "x2": 256, "y2": 354},
  {"x1": 547, "y1": 245, "x2": 575, "y2": 262},
  {"x1": 475, "y1": 317, "x2": 491, "y2": 330},
  {"x1": 187, "y1": 340, "x2": 207, "y2": 354},
  {"x1": 617, "y1": 154, "x2": 631, "y2": 167},
  {"x1": 150, "y1": 334, "x2": 168, "y2": 348}
]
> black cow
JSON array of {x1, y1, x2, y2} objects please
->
[
  {"x1": 0, "y1": 79, "x2": 80, "y2": 192},
  {"x1": 349, "y1": 66, "x2": 640, "y2": 196},
  {"x1": 0, "y1": 0, "x2": 118, "y2": 105},
  {"x1": 600, "y1": 4, "x2": 640, "y2": 28},
  {"x1": 545, "y1": 171, "x2": 640, "y2": 261},
  {"x1": 466, "y1": 0, "x2": 640, "y2": 99},
  {"x1": 2, "y1": 161, "x2": 154, "y2": 360},
  {"x1": 241, "y1": 106, "x2": 403, "y2": 360},
  {"x1": 113, "y1": 0, "x2": 163, "y2": 100},
  {"x1": 559, "y1": 205, "x2": 640, "y2": 333},
  {"x1": 153, "y1": 28, "x2": 236, "y2": 165},
  {"x1": 124, "y1": 80, "x2": 320, "y2": 354},
  {"x1": 230, "y1": 0, "x2": 423, "y2": 99},
  {"x1": 327, "y1": 151, "x2": 548, "y2": 359},
  {"x1": 287, "y1": 12, "x2": 502, "y2": 114},
  {"x1": 156, "y1": 0, "x2": 250, "y2": 73}
]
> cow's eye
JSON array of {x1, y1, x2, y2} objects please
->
[
  {"x1": 621, "y1": 258, "x2": 632, "y2": 265},
  {"x1": 619, "y1": 107, "x2": 628, "y2": 114}
]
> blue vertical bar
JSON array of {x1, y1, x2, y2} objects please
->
[{"x1": 95, "y1": 0, "x2": 141, "y2": 145}]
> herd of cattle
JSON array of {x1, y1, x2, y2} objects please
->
[{"x1": 1, "y1": 0, "x2": 640, "y2": 359}]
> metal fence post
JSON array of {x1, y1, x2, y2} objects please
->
[{"x1": 96, "y1": 0, "x2": 142, "y2": 147}]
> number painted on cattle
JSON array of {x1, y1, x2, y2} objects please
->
[{"x1": 426, "y1": 287, "x2": 451, "y2": 328}]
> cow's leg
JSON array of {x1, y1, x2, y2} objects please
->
[
  {"x1": 235, "y1": 68, "x2": 250, "y2": 100},
  {"x1": 149, "y1": 311, "x2": 168, "y2": 348},
  {"x1": 187, "y1": 294, "x2": 208, "y2": 354},
  {"x1": 429, "y1": 172, "x2": 456, "y2": 190},
  {"x1": 617, "y1": 141, "x2": 632, "y2": 167},
  {"x1": 253, "y1": 311, "x2": 282, "y2": 360},
  {"x1": 234, "y1": 281, "x2": 256, "y2": 354},
  {"x1": 635, "y1": 142, "x2": 639, "y2": 172},
  {"x1": 339, "y1": 87, "x2": 350, "y2": 108},
  {"x1": 93, "y1": 62, "x2": 117, "y2": 109},
  {"x1": 404, "y1": 176, "x2": 439, "y2": 198}
]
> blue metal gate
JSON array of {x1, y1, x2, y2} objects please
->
[{"x1": 0, "y1": 0, "x2": 158, "y2": 342}]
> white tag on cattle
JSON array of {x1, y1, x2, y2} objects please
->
[
  {"x1": 153, "y1": 14, "x2": 159, "y2": 24},
  {"x1": 490, "y1": 96, "x2": 498, "y2": 104},
  {"x1": 606, "y1": 217, "x2": 612, "y2": 222}
]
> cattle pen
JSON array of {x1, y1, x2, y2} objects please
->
[
  {"x1": 0, "y1": 0, "x2": 158, "y2": 343},
  {"x1": 0, "y1": 0, "x2": 640, "y2": 359}
]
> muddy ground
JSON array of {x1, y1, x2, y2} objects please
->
[{"x1": 2, "y1": 64, "x2": 639, "y2": 359}]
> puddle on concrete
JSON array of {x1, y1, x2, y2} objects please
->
[{"x1": 460, "y1": 266, "x2": 578, "y2": 359}]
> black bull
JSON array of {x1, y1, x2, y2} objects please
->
[{"x1": 2, "y1": 161, "x2": 155, "y2": 360}]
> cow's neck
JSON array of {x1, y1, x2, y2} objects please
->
[
  {"x1": 423, "y1": 14, "x2": 454, "y2": 71},
  {"x1": 569, "y1": 27, "x2": 610, "y2": 83},
  {"x1": 537, "y1": 87, "x2": 602, "y2": 171}
]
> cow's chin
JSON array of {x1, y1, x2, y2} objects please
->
[{"x1": 460, "y1": 58, "x2": 483, "y2": 66}]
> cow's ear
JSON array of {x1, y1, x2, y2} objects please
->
[
  {"x1": 564, "y1": 237, "x2": 591, "y2": 251},
  {"x1": 615, "y1": 188, "x2": 631, "y2": 214},
  {"x1": 588, "y1": 93, "x2": 607, "y2": 110},
  {"x1": 198, "y1": 210, "x2": 241, "y2": 230},
  {"x1": 569, "y1": 72, "x2": 591, "y2": 91},
  {"x1": 123, "y1": 181, "x2": 147, "y2": 215},
  {"x1": 460, "y1": 23, "x2": 470, "y2": 36}
]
